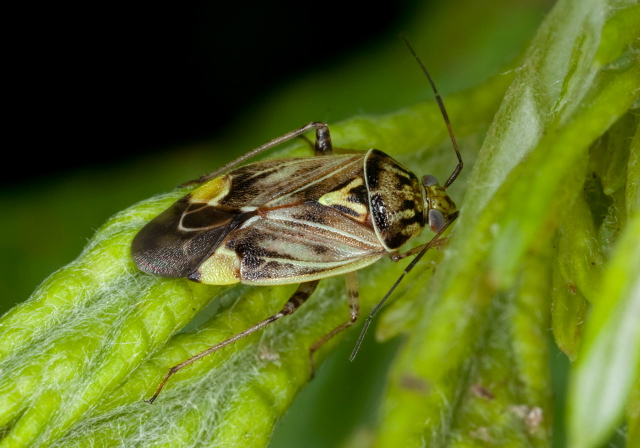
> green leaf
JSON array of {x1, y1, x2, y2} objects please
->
[
  {"x1": 373, "y1": 0, "x2": 640, "y2": 446},
  {"x1": 568, "y1": 213, "x2": 640, "y2": 448}
]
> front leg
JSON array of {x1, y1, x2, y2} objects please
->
[
  {"x1": 390, "y1": 236, "x2": 450, "y2": 261},
  {"x1": 351, "y1": 218, "x2": 458, "y2": 360}
]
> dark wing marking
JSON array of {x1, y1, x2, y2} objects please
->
[{"x1": 132, "y1": 200, "x2": 244, "y2": 278}]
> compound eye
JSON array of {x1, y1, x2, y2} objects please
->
[
  {"x1": 422, "y1": 174, "x2": 439, "y2": 187},
  {"x1": 428, "y1": 209, "x2": 446, "y2": 232}
]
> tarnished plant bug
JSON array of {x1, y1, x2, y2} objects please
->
[{"x1": 132, "y1": 39, "x2": 463, "y2": 403}]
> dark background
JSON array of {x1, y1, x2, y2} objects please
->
[{"x1": 6, "y1": 1, "x2": 419, "y2": 186}]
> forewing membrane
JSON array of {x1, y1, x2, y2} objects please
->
[{"x1": 132, "y1": 200, "x2": 238, "y2": 278}]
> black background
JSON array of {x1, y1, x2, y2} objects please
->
[{"x1": 6, "y1": 2, "x2": 419, "y2": 186}]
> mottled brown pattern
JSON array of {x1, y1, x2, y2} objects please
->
[
  {"x1": 133, "y1": 148, "x2": 438, "y2": 284},
  {"x1": 364, "y1": 149, "x2": 425, "y2": 250}
]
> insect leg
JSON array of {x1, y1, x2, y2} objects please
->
[
  {"x1": 313, "y1": 123, "x2": 332, "y2": 156},
  {"x1": 297, "y1": 135, "x2": 315, "y2": 151},
  {"x1": 308, "y1": 271, "x2": 359, "y2": 379},
  {"x1": 350, "y1": 216, "x2": 457, "y2": 361},
  {"x1": 188, "y1": 122, "x2": 332, "y2": 185},
  {"x1": 297, "y1": 125, "x2": 333, "y2": 156},
  {"x1": 299, "y1": 135, "x2": 361, "y2": 156},
  {"x1": 145, "y1": 280, "x2": 319, "y2": 403},
  {"x1": 390, "y1": 237, "x2": 450, "y2": 261}
]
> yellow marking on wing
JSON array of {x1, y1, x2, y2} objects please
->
[
  {"x1": 190, "y1": 175, "x2": 232, "y2": 204},
  {"x1": 318, "y1": 177, "x2": 368, "y2": 219},
  {"x1": 196, "y1": 247, "x2": 241, "y2": 285}
]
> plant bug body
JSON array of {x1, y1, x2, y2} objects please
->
[{"x1": 132, "y1": 39, "x2": 463, "y2": 403}]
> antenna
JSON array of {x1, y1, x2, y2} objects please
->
[
  {"x1": 350, "y1": 36, "x2": 463, "y2": 361},
  {"x1": 400, "y1": 34, "x2": 463, "y2": 187}
]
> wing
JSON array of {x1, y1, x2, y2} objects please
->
[
  {"x1": 131, "y1": 199, "x2": 244, "y2": 278},
  {"x1": 217, "y1": 154, "x2": 367, "y2": 209},
  {"x1": 132, "y1": 152, "x2": 381, "y2": 283},
  {"x1": 197, "y1": 202, "x2": 386, "y2": 285}
]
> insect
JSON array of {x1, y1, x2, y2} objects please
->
[{"x1": 132, "y1": 40, "x2": 463, "y2": 403}]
